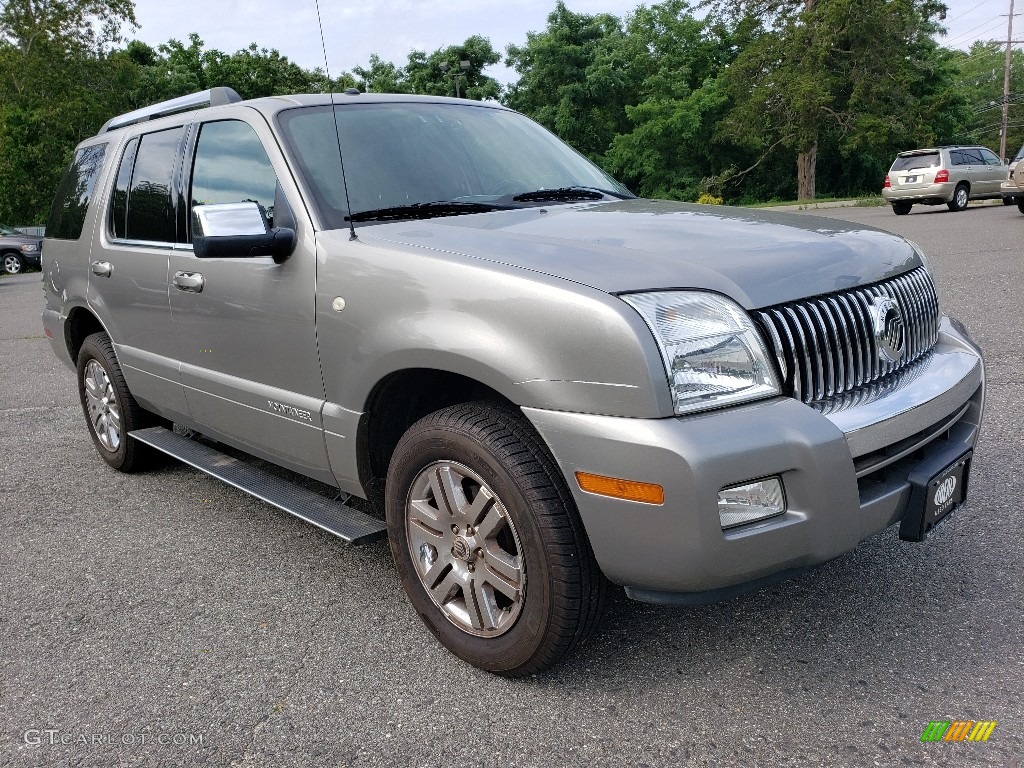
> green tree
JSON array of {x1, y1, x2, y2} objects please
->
[
  {"x1": 504, "y1": 1, "x2": 636, "y2": 160},
  {"x1": 405, "y1": 35, "x2": 501, "y2": 100},
  {"x1": 951, "y1": 42, "x2": 1024, "y2": 159},
  {"x1": 0, "y1": 0, "x2": 137, "y2": 223},
  {"x1": 355, "y1": 37, "x2": 502, "y2": 99},
  {"x1": 603, "y1": 0, "x2": 738, "y2": 198},
  {"x1": 707, "y1": 0, "x2": 951, "y2": 199}
]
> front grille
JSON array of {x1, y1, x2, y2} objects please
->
[{"x1": 752, "y1": 267, "x2": 940, "y2": 404}]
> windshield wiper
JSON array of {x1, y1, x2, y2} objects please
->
[
  {"x1": 346, "y1": 201, "x2": 508, "y2": 223},
  {"x1": 511, "y1": 186, "x2": 629, "y2": 203}
]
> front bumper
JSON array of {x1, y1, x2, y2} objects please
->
[
  {"x1": 523, "y1": 317, "x2": 984, "y2": 602},
  {"x1": 882, "y1": 182, "x2": 955, "y2": 204}
]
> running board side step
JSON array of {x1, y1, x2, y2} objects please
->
[{"x1": 129, "y1": 426, "x2": 387, "y2": 545}]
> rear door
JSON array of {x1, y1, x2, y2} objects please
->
[
  {"x1": 166, "y1": 109, "x2": 333, "y2": 484},
  {"x1": 89, "y1": 125, "x2": 190, "y2": 418}
]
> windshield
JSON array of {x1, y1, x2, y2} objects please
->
[
  {"x1": 277, "y1": 101, "x2": 631, "y2": 229},
  {"x1": 1015, "y1": 144, "x2": 1024, "y2": 162},
  {"x1": 0, "y1": 224, "x2": 20, "y2": 236}
]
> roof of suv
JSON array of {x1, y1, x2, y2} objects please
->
[{"x1": 96, "y1": 87, "x2": 511, "y2": 138}]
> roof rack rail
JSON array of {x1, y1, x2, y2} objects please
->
[{"x1": 99, "y1": 87, "x2": 243, "y2": 134}]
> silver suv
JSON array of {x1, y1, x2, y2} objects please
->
[
  {"x1": 882, "y1": 146, "x2": 1006, "y2": 215},
  {"x1": 43, "y1": 89, "x2": 985, "y2": 675}
]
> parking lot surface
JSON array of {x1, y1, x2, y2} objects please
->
[{"x1": 2, "y1": 203, "x2": 1021, "y2": 767}]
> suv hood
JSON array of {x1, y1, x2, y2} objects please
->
[{"x1": 363, "y1": 199, "x2": 920, "y2": 309}]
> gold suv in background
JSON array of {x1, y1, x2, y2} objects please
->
[
  {"x1": 1001, "y1": 143, "x2": 1023, "y2": 209},
  {"x1": 882, "y1": 146, "x2": 1006, "y2": 215}
]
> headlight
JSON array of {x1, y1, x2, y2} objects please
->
[
  {"x1": 20, "y1": 243, "x2": 38, "y2": 253},
  {"x1": 622, "y1": 291, "x2": 780, "y2": 416}
]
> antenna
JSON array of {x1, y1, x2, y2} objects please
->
[{"x1": 315, "y1": 0, "x2": 358, "y2": 241}]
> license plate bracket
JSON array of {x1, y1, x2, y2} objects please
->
[{"x1": 899, "y1": 446, "x2": 972, "y2": 542}]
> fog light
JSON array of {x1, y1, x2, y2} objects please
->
[{"x1": 718, "y1": 477, "x2": 785, "y2": 529}]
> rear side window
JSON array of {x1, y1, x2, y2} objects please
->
[
  {"x1": 46, "y1": 143, "x2": 108, "y2": 240},
  {"x1": 109, "y1": 137, "x2": 139, "y2": 239},
  {"x1": 124, "y1": 127, "x2": 185, "y2": 243},
  {"x1": 959, "y1": 149, "x2": 984, "y2": 165},
  {"x1": 891, "y1": 153, "x2": 938, "y2": 171}
]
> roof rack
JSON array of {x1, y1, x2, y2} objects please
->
[{"x1": 99, "y1": 87, "x2": 243, "y2": 134}]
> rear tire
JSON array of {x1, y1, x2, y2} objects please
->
[
  {"x1": 386, "y1": 402, "x2": 607, "y2": 676},
  {"x1": 1018, "y1": 201, "x2": 1024, "y2": 215},
  {"x1": 77, "y1": 332, "x2": 162, "y2": 472},
  {"x1": 891, "y1": 202, "x2": 912, "y2": 216},
  {"x1": 947, "y1": 183, "x2": 969, "y2": 212}
]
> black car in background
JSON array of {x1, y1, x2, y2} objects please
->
[{"x1": 1, "y1": 224, "x2": 42, "y2": 274}]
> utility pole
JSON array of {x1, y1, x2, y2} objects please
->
[{"x1": 1001, "y1": 0, "x2": 1016, "y2": 161}]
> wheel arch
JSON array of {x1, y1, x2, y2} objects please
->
[
  {"x1": 65, "y1": 305, "x2": 109, "y2": 365},
  {"x1": 356, "y1": 367, "x2": 516, "y2": 510}
]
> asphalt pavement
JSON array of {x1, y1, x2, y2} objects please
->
[{"x1": 2, "y1": 203, "x2": 1021, "y2": 767}]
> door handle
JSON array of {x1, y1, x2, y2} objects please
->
[
  {"x1": 91, "y1": 261, "x2": 112, "y2": 278},
  {"x1": 173, "y1": 271, "x2": 205, "y2": 293}
]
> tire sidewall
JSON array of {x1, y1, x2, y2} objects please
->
[
  {"x1": 77, "y1": 335, "x2": 130, "y2": 469},
  {"x1": 386, "y1": 424, "x2": 558, "y2": 673}
]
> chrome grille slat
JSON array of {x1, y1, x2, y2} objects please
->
[
  {"x1": 770, "y1": 309, "x2": 802, "y2": 402},
  {"x1": 808, "y1": 302, "x2": 839, "y2": 397},
  {"x1": 752, "y1": 267, "x2": 940, "y2": 405}
]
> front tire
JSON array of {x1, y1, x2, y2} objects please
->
[
  {"x1": 2, "y1": 252, "x2": 24, "y2": 274},
  {"x1": 386, "y1": 403, "x2": 607, "y2": 676},
  {"x1": 77, "y1": 332, "x2": 161, "y2": 472},
  {"x1": 891, "y1": 202, "x2": 912, "y2": 216},
  {"x1": 1018, "y1": 201, "x2": 1024, "y2": 215},
  {"x1": 947, "y1": 183, "x2": 969, "y2": 212}
]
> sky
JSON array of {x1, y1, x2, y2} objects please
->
[{"x1": 129, "y1": 0, "x2": 1020, "y2": 86}]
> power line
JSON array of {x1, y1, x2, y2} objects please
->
[
  {"x1": 943, "y1": 16, "x2": 1008, "y2": 45},
  {"x1": 945, "y1": 0, "x2": 995, "y2": 24}
]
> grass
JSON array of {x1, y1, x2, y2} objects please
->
[{"x1": 741, "y1": 194, "x2": 885, "y2": 209}]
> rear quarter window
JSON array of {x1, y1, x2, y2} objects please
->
[
  {"x1": 46, "y1": 143, "x2": 108, "y2": 240},
  {"x1": 891, "y1": 153, "x2": 939, "y2": 171}
]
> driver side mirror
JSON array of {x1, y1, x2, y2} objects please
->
[{"x1": 192, "y1": 202, "x2": 296, "y2": 263}]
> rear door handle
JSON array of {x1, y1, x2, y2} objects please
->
[
  {"x1": 91, "y1": 261, "x2": 112, "y2": 278},
  {"x1": 173, "y1": 271, "x2": 205, "y2": 293}
]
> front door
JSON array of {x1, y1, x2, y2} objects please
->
[{"x1": 167, "y1": 112, "x2": 332, "y2": 484}]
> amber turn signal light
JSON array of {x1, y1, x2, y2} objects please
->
[{"x1": 575, "y1": 471, "x2": 664, "y2": 505}]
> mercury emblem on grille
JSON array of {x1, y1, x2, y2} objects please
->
[{"x1": 871, "y1": 296, "x2": 906, "y2": 363}]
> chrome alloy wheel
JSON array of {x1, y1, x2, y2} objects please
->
[
  {"x1": 3, "y1": 253, "x2": 23, "y2": 274},
  {"x1": 955, "y1": 187, "x2": 968, "y2": 209},
  {"x1": 406, "y1": 461, "x2": 525, "y2": 637},
  {"x1": 83, "y1": 359, "x2": 121, "y2": 451}
]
